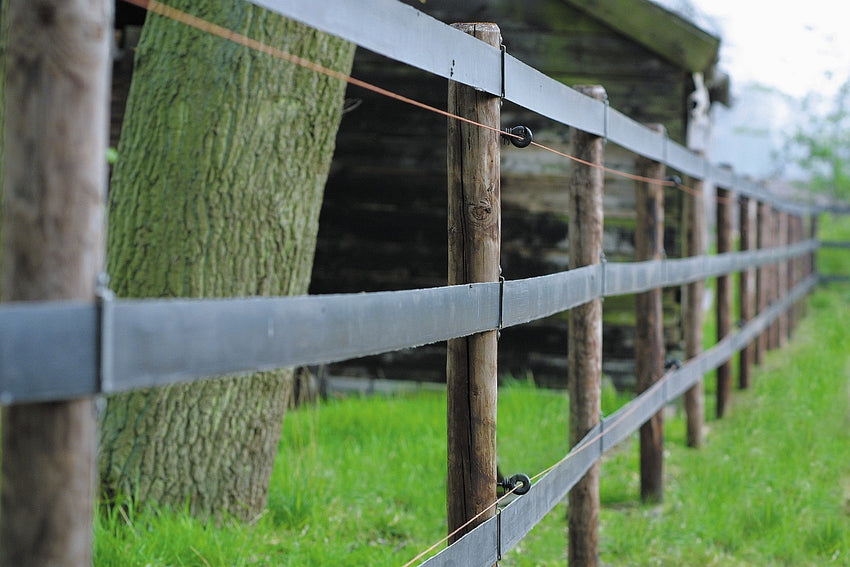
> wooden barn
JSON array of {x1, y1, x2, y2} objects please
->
[{"x1": 309, "y1": 0, "x2": 728, "y2": 388}]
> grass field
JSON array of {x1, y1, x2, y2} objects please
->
[{"x1": 95, "y1": 215, "x2": 850, "y2": 566}]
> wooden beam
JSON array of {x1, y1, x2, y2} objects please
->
[
  {"x1": 776, "y1": 211, "x2": 789, "y2": 347},
  {"x1": 755, "y1": 201, "x2": 770, "y2": 365},
  {"x1": 446, "y1": 22, "x2": 501, "y2": 546},
  {"x1": 567, "y1": 84, "x2": 606, "y2": 567},
  {"x1": 715, "y1": 186, "x2": 733, "y2": 417},
  {"x1": 634, "y1": 124, "x2": 666, "y2": 503},
  {"x1": 682, "y1": 171, "x2": 705, "y2": 446},
  {"x1": 0, "y1": 1, "x2": 111, "y2": 565},
  {"x1": 738, "y1": 196, "x2": 757, "y2": 389},
  {"x1": 562, "y1": 0, "x2": 720, "y2": 72},
  {"x1": 768, "y1": 207, "x2": 780, "y2": 350}
]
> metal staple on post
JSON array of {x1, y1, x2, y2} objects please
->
[
  {"x1": 97, "y1": 272, "x2": 115, "y2": 394},
  {"x1": 497, "y1": 273, "x2": 505, "y2": 336},
  {"x1": 496, "y1": 507, "x2": 502, "y2": 562},
  {"x1": 600, "y1": 252, "x2": 607, "y2": 298},
  {"x1": 499, "y1": 43, "x2": 506, "y2": 100},
  {"x1": 603, "y1": 98, "x2": 609, "y2": 144}
]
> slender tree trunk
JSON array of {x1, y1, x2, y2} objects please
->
[{"x1": 99, "y1": 2, "x2": 355, "y2": 519}]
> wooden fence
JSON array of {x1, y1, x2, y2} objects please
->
[{"x1": 0, "y1": 0, "x2": 847, "y2": 565}]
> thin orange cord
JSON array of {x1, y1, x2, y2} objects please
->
[
  {"x1": 120, "y1": 0, "x2": 727, "y2": 204},
  {"x1": 115, "y1": 3, "x2": 741, "y2": 564}
]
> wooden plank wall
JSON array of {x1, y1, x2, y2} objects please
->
[{"x1": 310, "y1": 0, "x2": 697, "y2": 388}]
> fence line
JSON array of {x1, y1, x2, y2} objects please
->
[
  {"x1": 0, "y1": 242, "x2": 818, "y2": 404},
  {"x1": 1, "y1": 0, "x2": 844, "y2": 564},
  {"x1": 247, "y1": 0, "x2": 822, "y2": 216},
  {"x1": 415, "y1": 274, "x2": 818, "y2": 567}
]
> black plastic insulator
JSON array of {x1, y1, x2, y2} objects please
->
[
  {"x1": 666, "y1": 175, "x2": 683, "y2": 187},
  {"x1": 501, "y1": 125, "x2": 533, "y2": 148},
  {"x1": 509, "y1": 473, "x2": 531, "y2": 495},
  {"x1": 499, "y1": 472, "x2": 531, "y2": 495}
]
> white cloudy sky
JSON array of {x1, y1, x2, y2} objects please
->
[
  {"x1": 692, "y1": 0, "x2": 850, "y2": 99},
  {"x1": 677, "y1": 0, "x2": 850, "y2": 177}
]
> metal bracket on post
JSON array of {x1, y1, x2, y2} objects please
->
[
  {"x1": 497, "y1": 270, "x2": 505, "y2": 339},
  {"x1": 600, "y1": 251, "x2": 608, "y2": 300},
  {"x1": 602, "y1": 97, "x2": 610, "y2": 145},
  {"x1": 96, "y1": 272, "x2": 115, "y2": 395},
  {"x1": 496, "y1": 506, "x2": 502, "y2": 562},
  {"x1": 599, "y1": 418, "x2": 605, "y2": 456},
  {"x1": 499, "y1": 43, "x2": 506, "y2": 101}
]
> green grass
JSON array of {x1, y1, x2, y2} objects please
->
[
  {"x1": 95, "y1": 215, "x2": 850, "y2": 566},
  {"x1": 93, "y1": 380, "x2": 630, "y2": 566}
]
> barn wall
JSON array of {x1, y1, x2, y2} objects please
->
[{"x1": 311, "y1": 0, "x2": 696, "y2": 388}]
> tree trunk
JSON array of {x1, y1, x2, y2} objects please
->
[{"x1": 99, "y1": 2, "x2": 355, "y2": 519}]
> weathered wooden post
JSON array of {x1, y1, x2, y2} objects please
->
[
  {"x1": 776, "y1": 211, "x2": 788, "y2": 347},
  {"x1": 738, "y1": 196, "x2": 757, "y2": 389},
  {"x1": 446, "y1": 22, "x2": 501, "y2": 543},
  {"x1": 682, "y1": 173, "x2": 705, "y2": 446},
  {"x1": 805, "y1": 213, "x2": 818, "y2": 318},
  {"x1": 567, "y1": 85, "x2": 606, "y2": 567},
  {"x1": 768, "y1": 206, "x2": 780, "y2": 350},
  {"x1": 787, "y1": 214, "x2": 799, "y2": 336},
  {"x1": 715, "y1": 186, "x2": 733, "y2": 417},
  {"x1": 1, "y1": 1, "x2": 111, "y2": 565},
  {"x1": 810, "y1": 213, "x2": 819, "y2": 279},
  {"x1": 634, "y1": 125, "x2": 665, "y2": 503},
  {"x1": 795, "y1": 214, "x2": 806, "y2": 324},
  {"x1": 755, "y1": 201, "x2": 770, "y2": 364}
]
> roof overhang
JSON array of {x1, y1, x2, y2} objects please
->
[{"x1": 562, "y1": 0, "x2": 721, "y2": 73}]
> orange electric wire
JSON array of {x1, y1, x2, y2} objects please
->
[
  {"x1": 113, "y1": 3, "x2": 736, "y2": 563},
  {"x1": 120, "y1": 0, "x2": 725, "y2": 204},
  {"x1": 400, "y1": 366, "x2": 675, "y2": 566}
]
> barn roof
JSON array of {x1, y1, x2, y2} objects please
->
[{"x1": 563, "y1": 0, "x2": 721, "y2": 73}]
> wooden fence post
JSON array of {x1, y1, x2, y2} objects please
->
[
  {"x1": 796, "y1": 214, "x2": 806, "y2": 322},
  {"x1": 446, "y1": 22, "x2": 501, "y2": 544},
  {"x1": 810, "y1": 214, "x2": 819, "y2": 279},
  {"x1": 805, "y1": 213, "x2": 818, "y2": 318},
  {"x1": 788, "y1": 214, "x2": 799, "y2": 337},
  {"x1": 0, "y1": 1, "x2": 111, "y2": 565},
  {"x1": 715, "y1": 186, "x2": 733, "y2": 417},
  {"x1": 738, "y1": 196, "x2": 756, "y2": 389},
  {"x1": 776, "y1": 211, "x2": 788, "y2": 347},
  {"x1": 682, "y1": 172, "x2": 705, "y2": 446},
  {"x1": 755, "y1": 201, "x2": 769, "y2": 364},
  {"x1": 768, "y1": 207, "x2": 780, "y2": 350},
  {"x1": 567, "y1": 85, "x2": 606, "y2": 567},
  {"x1": 634, "y1": 125, "x2": 665, "y2": 503}
]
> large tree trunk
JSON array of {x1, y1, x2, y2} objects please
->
[{"x1": 99, "y1": 2, "x2": 354, "y2": 519}]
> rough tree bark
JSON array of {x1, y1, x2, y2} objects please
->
[{"x1": 99, "y1": 1, "x2": 355, "y2": 519}]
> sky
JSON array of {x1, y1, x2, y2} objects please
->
[
  {"x1": 692, "y1": 0, "x2": 850, "y2": 99},
  {"x1": 664, "y1": 1, "x2": 850, "y2": 179}
]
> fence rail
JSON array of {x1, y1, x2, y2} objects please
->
[
  {"x1": 419, "y1": 273, "x2": 817, "y2": 567},
  {"x1": 247, "y1": 0, "x2": 834, "y2": 217},
  {"x1": 2, "y1": 0, "x2": 847, "y2": 564},
  {"x1": 0, "y1": 241, "x2": 818, "y2": 404}
]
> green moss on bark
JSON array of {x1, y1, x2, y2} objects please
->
[{"x1": 100, "y1": 2, "x2": 354, "y2": 519}]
